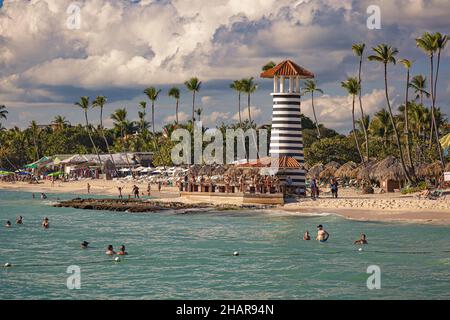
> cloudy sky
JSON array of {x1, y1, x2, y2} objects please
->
[{"x1": 0, "y1": 0, "x2": 449, "y2": 133}]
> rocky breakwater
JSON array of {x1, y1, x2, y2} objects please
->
[{"x1": 54, "y1": 198, "x2": 213, "y2": 213}]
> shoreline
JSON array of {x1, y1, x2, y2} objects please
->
[{"x1": 1, "y1": 181, "x2": 449, "y2": 226}]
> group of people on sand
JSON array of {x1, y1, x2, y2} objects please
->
[
  {"x1": 302, "y1": 224, "x2": 368, "y2": 245},
  {"x1": 5, "y1": 216, "x2": 49, "y2": 229},
  {"x1": 309, "y1": 178, "x2": 339, "y2": 199},
  {"x1": 115, "y1": 183, "x2": 161, "y2": 199}
]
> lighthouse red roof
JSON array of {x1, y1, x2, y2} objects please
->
[{"x1": 260, "y1": 60, "x2": 314, "y2": 79}]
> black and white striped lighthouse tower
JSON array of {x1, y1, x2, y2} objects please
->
[{"x1": 261, "y1": 60, "x2": 315, "y2": 194}]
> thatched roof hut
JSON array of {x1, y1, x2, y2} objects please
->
[
  {"x1": 415, "y1": 163, "x2": 429, "y2": 180},
  {"x1": 372, "y1": 156, "x2": 406, "y2": 182},
  {"x1": 318, "y1": 161, "x2": 341, "y2": 180},
  {"x1": 306, "y1": 163, "x2": 323, "y2": 179},
  {"x1": 425, "y1": 161, "x2": 443, "y2": 179},
  {"x1": 334, "y1": 161, "x2": 358, "y2": 179},
  {"x1": 353, "y1": 161, "x2": 377, "y2": 181}
]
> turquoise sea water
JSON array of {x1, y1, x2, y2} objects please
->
[{"x1": 0, "y1": 190, "x2": 449, "y2": 300}]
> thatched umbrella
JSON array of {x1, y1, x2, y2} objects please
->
[
  {"x1": 318, "y1": 161, "x2": 341, "y2": 180},
  {"x1": 425, "y1": 161, "x2": 443, "y2": 179},
  {"x1": 334, "y1": 161, "x2": 357, "y2": 179},
  {"x1": 372, "y1": 156, "x2": 406, "y2": 182},
  {"x1": 353, "y1": 161, "x2": 377, "y2": 181},
  {"x1": 415, "y1": 163, "x2": 429, "y2": 180},
  {"x1": 306, "y1": 163, "x2": 323, "y2": 179}
]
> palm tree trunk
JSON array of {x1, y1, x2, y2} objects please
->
[
  {"x1": 238, "y1": 92, "x2": 242, "y2": 128},
  {"x1": 352, "y1": 95, "x2": 365, "y2": 164},
  {"x1": 247, "y1": 93, "x2": 252, "y2": 123},
  {"x1": 383, "y1": 64, "x2": 412, "y2": 184},
  {"x1": 176, "y1": 99, "x2": 179, "y2": 124},
  {"x1": 100, "y1": 107, "x2": 118, "y2": 177},
  {"x1": 152, "y1": 101, "x2": 155, "y2": 134},
  {"x1": 192, "y1": 91, "x2": 196, "y2": 123},
  {"x1": 311, "y1": 93, "x2": 321, "y2": 139},
  {"x1": 404, "y1": 69, "x2": 415, "y2": 180},
  {"x1": 431, "y1": 50, "x2": 445, "y2": 169},
  {"x1": 84, "y1": 111, "x2": 102, "y2": 166},
  {"x1": 357, "y1": 56, "x2": 369, "y2": 161}
]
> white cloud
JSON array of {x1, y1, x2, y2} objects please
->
[{"x1": 164, "y1": 111, "x2": 189, "y2": 123}]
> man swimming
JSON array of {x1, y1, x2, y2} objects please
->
[
  {"x1": 303, "y1": 231, "x2": 311, "y2": 240},
  {"x1": 42, "y1": 217, "x2": 49, "y2": 229},
  {"x1": 81, "y1": 241, "x2": 89, "y2": 249},
  {"x1": 354, "y1": 234, "x2": 368, "y2": 245},
  {"x1": 316, "y1": 225, "x2": 330, "y2": 242},
  {"x1": 106, "y1": 245, "x2": 116, "y2": 255},
  {"x1": 117, "y1": 245, "x2": 128, "y2": 255},
  {"x1": 16, "y1": 216, "x2": 23, "y2": 224},
  {"x1": 5, "y1": 221, "x2": 12, "y2": 228}
]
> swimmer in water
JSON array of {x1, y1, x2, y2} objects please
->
[
  {"x1": 41, "y1": 193, "x2": 47, "y2": 200},
  {"x1": 16, "y1": 216, "x2": 23, "y2": 225},
  {"x1": 42, "y1": 217, "x2": 49, "y2": 229},
  {"x1": 303, "y1": 230, "x2": 311, "y2": 240},
  {"x1": 117, "y1": 245, "x2": 128, "y2": 255},
  {"x1": 354, "y1": 234, "x2": 368, "y2": 245},
  {"x1": 81, "y1": 241, "x2": 89, "y2": 249},
  {"x1": 5, "y1": 220, "x2": 12, "y2": 228},
  {"x1": 316, "y1": 224, "x2": 330, "y2": 242},
  {"x1": 106, "y1": 245, "x2": 116, "y2": 255}
]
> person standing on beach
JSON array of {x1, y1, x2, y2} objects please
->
[
  {"x1": 87, "y1": 183, "x2": 91, "y2": 194},
  {"x1": 147, "y1": 183, "x2": 151, "y2": 196},
  {"x1": 158, "y1": 181, "x2": 162, "y2": 193},
  {"x1": 117, "y1": 187, "x2": 123, "y2": 199},
  {"x1": 311, "y1": 178, "x2": 317, "y2": 199},
  {"x1": 330, "y1": 179, "x2": 338, "y2": 198},
  {"x1": 316, "y1": 225, "x2": 329, "y2": 242},
  {"x1": 133, "y1": 185, "x2": 140, "y2": 199}
]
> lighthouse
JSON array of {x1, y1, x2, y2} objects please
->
[{"x1": 260, "y1": 60, "x2": 315, "y2": 194}]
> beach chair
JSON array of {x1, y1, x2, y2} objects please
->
[{"x1": 428, "y1": 190, "x2": 445, "y2": 200}]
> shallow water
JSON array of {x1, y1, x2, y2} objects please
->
[{"x1": 0, "y1": 190, "x2": 449, "y2": 300}]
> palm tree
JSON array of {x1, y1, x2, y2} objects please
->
[
  {"x1": 168, "y1": 87, "x2": 181, "y2": 124},
  {"x1": 93, "y1": 96, "x2": 117, "y2": 173},
  {"x1": 0, "y1": 105, "x2": 17, "y2": 170},
  {"x1": 368, "y1": 44, "x2": 412, "y2": 184},
  {"x1": 52, "y1": 115, "x2": 70, "y2": 130},
  {"x1": 302, "y1": 79, "x2": 323, "y2": 139},
  {"x1": 240, "y1": 77, "x2": 258, "y2": 124},
  {"x1": 230, "y1": 80, "x2": 243, "y2": 127},
  {"x1": 341, "y1": 77, "x2": 365, "y2": 164},
  {"x1": 0, "y1": 105, "x2": 8, "y2": 121},
  {"x1": 262, "y1": 61, "x2": 276, "y2": 71},
  {"x1": 75, "y1": 96, "x2": 102, "y2": 165},
  {"x1": 144, "y1": 87, "x2": 161, "y2": 134},
  {"x1": 138, "y1": 101, "x2": 148, "y2": 133},
  {"x1": 409, "y1": 75, "x2": 429, "y2": 106},
  {"x1": 352, "y1": 43, "x2": 369, "y2": 161},
  {"x1": 110, "y1": 108, "x2": 134, "y2": 174},
  {"x1": 370, "y1": 109, "x2": 392, "y2": 149},
  {"x1": 416, "y1": 32, "x2": 447, "y2": 168},
  {"x1": 184, "y1": 77, "x2": 202, "y2": 124},
  {"x1": 29, "y1": 121, "x2": 41, "y2": 161},
  {"x1": 399, "y1": 59, "x2": 415, "y2": 176}
]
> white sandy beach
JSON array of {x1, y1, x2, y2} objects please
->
[{"x1": 0, "y1": 180, "x2": 449, "y2": 225}]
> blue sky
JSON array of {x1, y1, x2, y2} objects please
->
[{"x1": 0, "y1": 0, "x2": 449, "y2": 133}]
